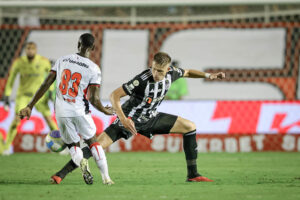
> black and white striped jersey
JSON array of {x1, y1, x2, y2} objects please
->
[{"x1": 121, "y1": 66, "x2": 185, "y2": 122}]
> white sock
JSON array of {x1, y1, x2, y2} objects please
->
[
  {"x1": 69, "y1": 146, "x2": 83, "y2": 167},
  {"x1": 90, "y1": 143, "x2": 110, "y2": 180}
]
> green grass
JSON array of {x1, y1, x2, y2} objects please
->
[{"x1": 0, "y1": 152, "x2": 300, "y2": 200}]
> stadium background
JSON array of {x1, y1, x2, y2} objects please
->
[{"x1": 0, "y1": 0, "x2": 300, "y2": 153}]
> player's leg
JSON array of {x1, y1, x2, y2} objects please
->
[
  {"x1": 51, "y1": 118, "x2": 128, "y2": 184},
  {"x1": 2, "y1": 97, "x2": 26, "y2": 154},
  {"x1": 35, "y1": 96, "x2": 57, "y2": 131},
  {"x1": 53, "y1": 116, "x2": 91, "y2": 184},
  {"x1": 53, "y1": 132, "x2": 113, "y2": 184},
  {"x1": 75, "y1": 114, "x2": 114, "y2": 185},
  {"x1": 0, "y1": 133, "x2": 4, "y2": 154},
  {"x1": 3, "y1": 114, "x2": 20, "y2": 153},
  {"x1": 148, "y1": 113, "x2": 212, "y2": 182},
  {"x1": 84, "y1": 134, "x2": 114, "y2": 185},
  {"x1": 169, "y1": 116, "x2": 213, "y2": 182}
]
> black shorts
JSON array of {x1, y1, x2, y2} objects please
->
[{"x1": 105, "y1": 112, "x2": 178, "y2": 142}]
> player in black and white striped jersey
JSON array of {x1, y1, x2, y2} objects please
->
[{"x1": 52, "y1": 52, "x2": 225, "y2": 183}]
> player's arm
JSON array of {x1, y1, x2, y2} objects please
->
[
  {"x1": 44, "y1": 58, "x2": 55, "y2": 98},
  {"x1": 3, "y1": 60, "x2": 20, "y2": 109},
  {"x1": 88, "y1": 85, "x2": 114, "y2": 115},
  {"x1": 110, "y1": 87, "x2": 137, "y2": 135},
  {"x1": 19, "y1": 71, "x2": 56, "y2": 119},
  {"x1": 183, "y1": 69, "x2": 225, "y2": 80}
]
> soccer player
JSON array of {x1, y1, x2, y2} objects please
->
[
  {"x1": 0, "y1": 42, "x2": 57, "y2": 155},
  {"x1": 51, "y1": 52, "x2": 225, "y2": 183},
  {"x1": 19, "y1": 33, "x2": 114, "y2": 185}
]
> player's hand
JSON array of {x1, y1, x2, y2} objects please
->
[
  {"x1": 121, "y1": 118, "x2": 137, "y2": 136},
  {"x1": 19, "y1": 106, "x2": 32, "y2": 120},
  {"x1": 103, "y1": 105, "x2": 115, "y2": 115},
  {"x1": 209, "y1": 72, "x2": 226, "y2": 80}
]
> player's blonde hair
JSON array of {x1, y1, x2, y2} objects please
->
[{"x1": 153, "y1": 52, "x2": 171, "y2": 67}]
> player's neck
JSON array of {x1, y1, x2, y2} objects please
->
[
  {"x1": 27, "y1": 55, "x2": 35, "y2": 62},
  {"x1": 77, "y1": 52, "x2": 89, "y2": 58}
]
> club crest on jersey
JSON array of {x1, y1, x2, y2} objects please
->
[{"x1": 133, "y1": 80, "x2": 139, "y2": 86}]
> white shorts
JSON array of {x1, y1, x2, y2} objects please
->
[{"x1": 56, "y1": 114, "x2": 96, "y2": 144}]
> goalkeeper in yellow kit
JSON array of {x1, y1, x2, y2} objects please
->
[{"x1": 1, "y1": 42, "x2": 57, "y2": 155}]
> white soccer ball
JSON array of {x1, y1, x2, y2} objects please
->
[{"x1": 45, "y1": 130, "x2": 67, "y2": 152}]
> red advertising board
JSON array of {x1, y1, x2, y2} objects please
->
[
  {"x1": 13, "y1": 133, "x2": 300, "y2": 153},
  {"x1": 1, "y1": 101, "x2": 300, "y2": 153}
]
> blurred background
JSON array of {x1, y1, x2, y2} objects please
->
[{"x1": 0, "y1": 0, "x2": 300, "y2": 153}]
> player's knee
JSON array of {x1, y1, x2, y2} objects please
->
[
  {"x1": 183, "y1": 121, "x2": 196, "y2": 133},
  {"x1": 85, "y1": 136, "x2": 97, "y2": 147},
  {"x1": 97, "y1": 132, "x2": 113, "y2": 149}
]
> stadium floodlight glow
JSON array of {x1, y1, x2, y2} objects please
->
[{"x1": 1, "y1": 0, "x2": 300, "y2": 7}]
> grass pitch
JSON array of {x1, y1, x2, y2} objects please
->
[{"x1": 0, "y1": 152, "x2": 300, "y2": 200}]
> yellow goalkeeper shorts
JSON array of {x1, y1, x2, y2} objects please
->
[{"x1": 15, "y1": 94, "x2": 51, "y2": 117}]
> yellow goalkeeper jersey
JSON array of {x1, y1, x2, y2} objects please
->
[{"x1": 5, "y1": 54, "x2": 53, "y2": 98}]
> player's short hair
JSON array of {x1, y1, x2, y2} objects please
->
[
  {"x1": 153, "y1": 52, "x2": 171, "y2": 66},
  {"x1": 26, "y1": 41, "x2": 37, "y2": 47},
  {"x1": 79, "y1": 33, "x2": 95, "y2": 48}
]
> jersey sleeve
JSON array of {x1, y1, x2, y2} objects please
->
[
  {"x1": 122, "y1": 75, "x2": 143, "y2": 96},
  {"x1": 4, "y1": 59, "x2": 20, "y2": 96},
  {"x1": 89, "y1": 66, "x2": 101, "y2": 86},
  {"x1": 170, "y1": 66, "x2": 185, "y2": 82},
  {"x1": 51, "y1": 59, "x2": 59, "y2": 73}
]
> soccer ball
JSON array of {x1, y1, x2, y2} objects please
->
[{"x1": 45, "y1": 130, "x2": 67, "y2": 152}]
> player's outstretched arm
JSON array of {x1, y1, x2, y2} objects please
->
[
  {"x1": 183, "y1": 69, "x2": 225, "y2": 80},
  {"x1": 19, "y1": 72, "x2": 56, "y2": 120},
  {"x1": 110, "y1": 87, "x2": 137, "y2": 135},
  {"x1": 88, "y1": 85, "x2": 114, "y2": 115}
]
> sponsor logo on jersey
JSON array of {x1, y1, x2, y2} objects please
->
[
  {"x1": 146, "y1": 97, "x2": 152, "y2": 104},
  {"x1": 145, "y1": 96, "x2": 164, "y2": 104}
]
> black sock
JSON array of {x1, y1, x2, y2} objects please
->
[
  {"x1": 82, "y1": 146, "x2": 93, "y2": 159},
  {"x1": 56, "y1": 146, "x2": 93, "y2": 179},
  {"x1": 56, "y1": 159, "x2": 77, "y2": 179},
  {"x1": 183, "y1": 130, "x2": 200, "y2": 178}
]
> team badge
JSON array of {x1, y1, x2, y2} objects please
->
[{"x1": 133, "y1": 80, "x2": 139, "y2": 86}]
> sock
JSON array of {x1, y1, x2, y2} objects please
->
[
  {"x1": 69, "y1": 146, "x2": 83, "y2": 167},
  {"x1": 48, "y1": 120, "x2": 58, "y2": 131},
  {"x1": 82, "y1": 146, "x2": 93, "y2": 159},
  {"x1": 55, "y1": 146, "x2": 92, "y2": 179},
  {"x1": 56, "y1": 159, "x2": 77, "y2": 179},
  {"x1": 183, "y1": 130, "x2": 200, "y2": 178},
  {"x1": 90, "y1": 142, "x2": 110, "y2": 180}
]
